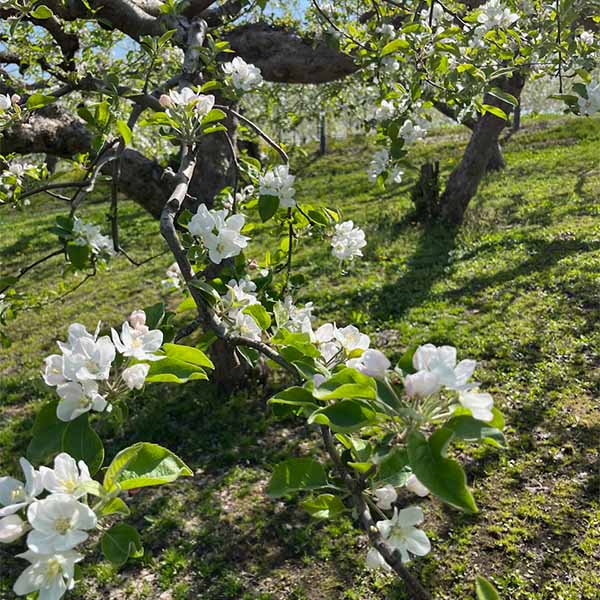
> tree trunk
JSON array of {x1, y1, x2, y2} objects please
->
[
  {"x1": 439, "y1": 72, "x2": 526, "y2": 225},
  {"x1": 486, "y1": 141, "x2": 506, "y2": 171},
  {"x1": 318, "y1": 111, "x2": 327, "y2": 155}
]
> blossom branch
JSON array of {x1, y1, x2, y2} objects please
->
[{"x1": 319, "y1": 426, "x2": 432, "y2": 600}]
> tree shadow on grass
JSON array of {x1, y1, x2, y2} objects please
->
[{"x1": 372, "y1": 223, "x2": 459, "y2": 322}]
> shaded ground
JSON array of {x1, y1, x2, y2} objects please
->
[{"x1": 0, "y1": 115, "x2": 599, "y2": 599}]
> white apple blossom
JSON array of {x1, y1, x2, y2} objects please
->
[
  {"x1": 347, "y1": 349, "x2": 390, "y2": 379},
  {"x1": 27, "y1": 493, "x2": 97, "y2": 553},
  {"x1": 165, "y1": 87, "x2": 215, "y2": 116},
  {"x1": 277, "y1": 296, "x2": 314, "y2": 334},
  {"x1": 476, "y1": 0, "x2": 519, "y2": 31},
  {"x1": 40, "y1": 454, "x2": 91, "y2": 498},
  {"x1": 367, "y1": 149, "x2": 390, "y2": 182},
  {"x1": 377, "y1": 23, "x2": 396, "y2": 39},
  {"x1": 577, "y1": 80, "x2": 600, "y2": 115},
  {"x1": 381, "y1": 56, "x2": 400, "y2": 74},
  {"x1": 161, "y1": 262, "x2": 182, "y2": 290},
  {"x1": 43, "y1": 355, "x2": 67, "y2": 387},
  {"x1": 578, "y1": 30, "x2": 594, "y2": 46},
  {"x1": 406, "y1": 474, "x2": 430, "y2": 497},
  {"x1": 61, "y1": 335, "x2": 116, "y2": 382},
  {"x1": 188, "y1": 205, "x2": 249, "y2": 264},
  {"x1": 258, "y1": 165, "x2": 296, "y2": 208},
  {"x1": 223, "y1": 56, "x2": 263, "y2": 91},
  {"x1": 111, "y1": 320, "x2": 163, "y2": 361},
  {"x1": 121, "y1": 363, "x2": 150, "y2": 390},
  {"x1": 0, "y1": 93, "x2": 11, "y2": 110},
  {"x1": 374, "y1": 484, "x2": 397, "y2": 510},
  {"x1": 55, "y1": 380, "x2": 108, "y2": 422},
  {"x1": 223, "y1": 277, "x2": 259, "y2": 314},
  {"x1": 232, "y1": 311, "x2": 262, "y2": 341},
  {"x1": 0, "y1": 458, "x2": 43, "y2": 517},
  {"x1": 335, "y1": 325, "x2": 370, "y2": 354},
  {"x1": 13, "y1": 549, "x2": 83, "y2": 600},
  {"x1": 367, "y1": 506, "x2": 431, "y2": 568},
  {"x1": 399, "y1": 119, "x2": 426, "y2": 144},
  {"x1": 458, "y1": 390, "x2": 494, "y2": 421},
  {"x1": 0, "y1": 513, "x2": 28, "y2": 543},
  {"x1": 412, "y1": 344, "x2": 477, "y2": 391},
  {"x1": 375, "y1": 99, "x2": 396, "y2": 121},
  {"x1": 72, "y1": 218, "x2": 115, "y2": 256},
  {"x1": 404, "y1": 370, "x2": 441, "y2": 398},
  {"x1": 331, "y1": 221, "x2": 367, "y2": 262}
]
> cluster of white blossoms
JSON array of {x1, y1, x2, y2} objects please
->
[
  {"x1": 1, "y1": 160, "x2": 37, "y2": 202},
  {"x1": 330, "y1": 220, "x2": 367, "y2": 262},
  {"x1": 476, "y1": 0, "x2": 519, "y2": 31},
  {"x1": 222, "y1": 56, "x2": 263, "y2": 92},
  {"x1": 188, "y1": 205, "x2": 249, "y2": 264},
  {"x1": 159, "y1": 87, "x2": 215, "y2": 118},
  {"x1": 309, "y1": 322, "x2": 372, "y2": 367},
  {"x1": 578, "y1": 30, "x2": 595, "y2": 46},
  {"x1": 218, "y1": 276, "x2": 262, "y2": 340},
  {"x1": 577, "y1": 79, "x2": 600, "y2": 116},
  {"x1": 399, "y1": 118, "x2": 427, "y2": 145},
  {"x1": 0, "y1": 453, "x2": 95, "y2": 599},
  {"x1": 275, "y1": 295, "x2": 315, "y2": 334},
  {"x1": 375, "y1": 99, "x2": 396, "y2": 122},
  {"x1": 404, "y1": 344, "x2": 494, "y2": 421},
  {"x1": 377, "y1": 23, "x2": 397, "y2": 39},
  {"x1": 42, "y1": 311, "x2": 162, "y2": 420},
  {"x1": 366, "y1": 149, "x2": 404, "y2": 184},
  {"x1": 72, "y1": 217, "x2": 115, "y2": 257},
  {"x1": 161, "y1": 261, "x2": 182, "y2": 291},
  {"x1": 258, "y1": 164, "x2": 296, "y2": 208}
]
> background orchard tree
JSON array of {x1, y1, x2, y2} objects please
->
[{"x1": 0, "y1": 0, "x2": 599, "y2": 598}]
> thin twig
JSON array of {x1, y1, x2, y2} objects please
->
[{"x1": 0, "y1": 249, "x2": 63, "y2": 294}]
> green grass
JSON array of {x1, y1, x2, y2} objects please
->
[{"x1": 1, "y1": 115, "x2": 599, "y2": 599}]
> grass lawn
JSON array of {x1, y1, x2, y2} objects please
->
[{"x1": 0, "y1": 115, "x2": 599, "y2": 599}]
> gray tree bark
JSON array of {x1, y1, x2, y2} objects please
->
[{"x1": 439, "y1": 72, "x2": 526, "y2": 225}]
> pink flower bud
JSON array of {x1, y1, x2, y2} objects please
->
[
  {"x1": 10, "y1": 94, "x2": 21, "y2": 104},
  {"x1": 129, "y1": 309, "x2": 146, "y2": 330},
  {"x1": 159, "y1": 94, "x2": 173, "y2": 108}
]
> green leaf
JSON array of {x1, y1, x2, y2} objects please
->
[
  {"x1": 259, "y1": 195, "x2": 280, "y2": 222},
  {"x1": 202, "y1": 108, "x2": 226, "y2": 125},
  {"x1": 25, "y1": 93, "x2": 55, "y2": 110},
  {"x1": 488, "y1": 87, "x2": 518, "y2": 107},
  {"x1": 104, "y1": 442, "x2": 192, "y2": 492},
  {"x1": 66, "y1": 242, "x2": 90, "y2": 269},
  {"x1": 30, "y1": 4, "x2": 53, "y2": 18},
  {"x1": 308, "y1": 399, "x2": 377, "y2": 433},
  {"x1": 396, "y1": 346, "x2": 417, "y2": 374},
  {"x1": 101, "y1": 523, "x2": 143, "y2": 566},
  {"x1": 301, "y1": 494, "x2": 345, "y2": 519},
  {"x1": 476, "y1": 575, "x2": 500, "y2": 600},
  {"x1": 176, "y1": 296, "x2": 196, "y2": 313},
  {"x1": 98, "y1": 497, "x2": 130, "y2": 518},
  {"x1": 188, "y1": 280, "x2": 221, "y2": 306},
  {"x1": 445, "y1": 413, "x2": 505, "y2": 448},
  {"x1": 407, "y1": 430, "x2": 478, "y2": 513},
  {"x1": 243, "y1": 304, "x2": 272, "y2": 330},
  {"x1": 62, "y1": 414, "x2": 104, "y2": 476},
  {"x1": 267, "y1": 458, "x2": 328, "y2": 498},
  {"x1": 482, "y1": 104, "x2": 508, "y2": 120},
  {"x1": 381, "y1": 38, "x2": 409, "y2": 56},
  {"x1": 143, "y1": 302, "x2": 165, "y2": 329},
  {"x1": 26, "y1": 400, "x2": 68, "y2": 464},
  {"x1": 145, "y1": 357, "x2": 209, "y2": 384},
  {"x1": 269, "y1": 386, "x2": 319, "y2": 417},
  {"x1": 313, "y1": 368, "x2": 377, "y2": 401},
  {"x1": 376, "y1": 448, "x2": 411, "y2": 486},
  {"x1": 162, "y1": 343, "x2": 214, "y2": 369},
  {"x1": 116, "y1": 120, "x2": 132, "y2": 145}
]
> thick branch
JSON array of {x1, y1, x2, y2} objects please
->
[{"x1": 226, "y1": 23, "x2": 358, "y2": 84}]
